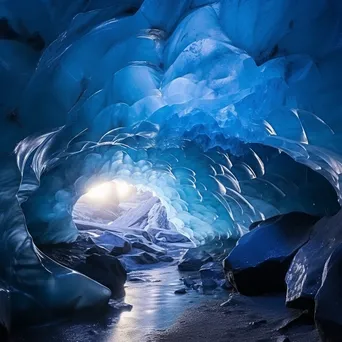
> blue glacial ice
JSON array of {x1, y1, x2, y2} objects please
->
[{"x1": 1, "y1": 0, "x2": 342, "y2": 319}]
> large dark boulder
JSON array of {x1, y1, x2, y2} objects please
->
[
  {"x1": 85, "y1": 245, "x2": 110, "y2": 256},
  {"x1": 178, "y1": 248, "x2": 213, "y2": 271},
  {"x1": 286, "y1": 210, "x2": 342, "y2": 310},
  {"x1": 76, "y1": 254, "x2": 127, "y2": 298},
  {"x1": 224, "y1": 212, "x2": 319, "y2": 296},
  {"x1": 315, "y1": 245, "x2": 342, "y2": 342}
]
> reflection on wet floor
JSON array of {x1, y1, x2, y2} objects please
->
[
  {"x1": 14, "y1": 263, "x2": 228, "y2": 342},
  {"x1": 110, "y1": 266, "x2": 203, "y2": 342}
]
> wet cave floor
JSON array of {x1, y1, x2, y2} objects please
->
[{"x1": 12, "y1": 263, "x2": 320, "y2": 342}]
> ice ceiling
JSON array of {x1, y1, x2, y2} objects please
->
[{"x1": 1, "y1": 0, "x2": 342, "y2": 317}]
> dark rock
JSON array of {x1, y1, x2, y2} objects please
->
[
  {"x1": 39, "y1": 235, "x2": 92, "y2": 270},
  {"x1": 110, "y1": 243, "x2": 131, "y2": 256},
  {"x1": 132, "y1": 241, "x2": 166, "y2": 255},
  {"x1": 276, "y1": 310, "x2": 313, "y2": 333},
  {"x1": 178, "y1": 248, "x2": 213, "y2": 271},
  {"x1": 91, "y1": 231, "x2": 131, "y2": 251},
  {"x1": 224, "y1": 212, "x2": 318, "y2": 295},
  {"x1": 120, "y1": 252, "x2": 159, "y2": 267},
  {"x1": 315, "y1": 244, "x2": 342, "y2": 342},
  {"x1": 158, "y1": 255, "x2": 174, "y2": 262},
  {"x1": 129, "y1": 252, "x2": 159, "y2": 264},
  {"x1": 85, "y1": 245, "x2": 110, "y2": 255},
  {"x1": 182, "y1": 277, "x2": 196, "y2": 288},
  {"x1": 200, "y1": 262, "x2": 224, "y2": 289},
  {"x1": 0, "y1": 282, "x2": 10, "y2": 341},
  {"x1": 86, "y1": 236, "x2": 96, "y2": 244},
  {"x1": 124, "y1": 234, "x2": 143, "y2": 243},
  {"x1": 76, "y1": 254, "x2": 127, "y2": 298},
  {"x1": 109, "y1": 299, "x2": 133, "y2": 312},
  {"x1": 202, "y1": 278, "x2": 217, "y2": 289},
  {"x1": 286, "y1": 210, "x2": 342, "y2": 310},
  {"x1": 155, "y1": 230, "x2": 191, "y2": 243},
  {"x1": 174, "y1": 288, "x2": 187, "y2": 295}
]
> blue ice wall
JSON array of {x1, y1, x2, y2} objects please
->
[{"x1": 0, "y1": 0, "x2": 342, "y2": 318}]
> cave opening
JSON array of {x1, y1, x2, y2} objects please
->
[
  {"x1": 34, "y1": 177, "x2": 214, "y2": 340},
  {"x1": 73, "y1": 180, "x2": 149, "y2": 225},
  {"x1": 38, "y1": 176, "x2": 193, "y2": 273}
]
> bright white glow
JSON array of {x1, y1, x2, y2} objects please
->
[
  {"x1": 84, "y1": 180, "x2": 132, "y2": 202},
  {"x1": 84, "y1": 182, "x2": 113, "y2": 201},
  {"x1": 114, "y1": 180, "x2": 131, "y2": 198}
]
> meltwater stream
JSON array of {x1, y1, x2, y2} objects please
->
[{"x1": 14, "y1": 262, "x2": 228, "y2": 342}]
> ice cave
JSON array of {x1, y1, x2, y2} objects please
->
[{"x1": 1, "y1": 0, "x2": 342, "y2": 341}]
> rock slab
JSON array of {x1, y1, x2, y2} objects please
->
[
  {"x1": 224, "y1": 212, "x2": 318, "y2": 295},
  {"x1": 77, "y1": 254, "x2": 127, "y2": 298},
  {"x1": 286, "y1": 209, "x2": 342, "y2": 310},
  {"x1": 315, "y1": 244, "x2": 342, "y2": 341}
]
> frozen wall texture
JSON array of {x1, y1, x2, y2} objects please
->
[{"x1": 0, "y1": 0, "x2": 342, "y2": 318}]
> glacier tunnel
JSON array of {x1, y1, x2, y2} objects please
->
[{"x1": 1, "y1": 0, "x2": 342, "y2": 341}]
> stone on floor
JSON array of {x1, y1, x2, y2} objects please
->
[
  {"x1": 178, "y1": 248, "x2": 213, "y2": 271},
  {"x1": 76, "y1": 254, "x2": 127, "y2": 298},
  {"x1": 224, "y1": 212, "x2": 318, "y2": 295}
]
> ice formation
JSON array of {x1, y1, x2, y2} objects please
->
[{"x1": 1, "y1": 0, "x2": 342, "y2": 318}]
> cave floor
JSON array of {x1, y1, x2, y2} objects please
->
[
  {"x1": 148, "y1": 294, "x2": 320, "y2": 342},
  {"x1": 12, "y1": 264, "x2": 217, "y2": 342},
  {"x1": 12, "y1": 263, "x2": 319, "y2": 342}
]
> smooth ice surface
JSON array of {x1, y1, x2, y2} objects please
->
[{"x1": 1, "y1": 0, "x2": 342, "y2": 318}]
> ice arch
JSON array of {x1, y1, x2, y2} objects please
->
[
  {"x1": 0, "y1": 0, "x2": 342, "y2": 322},
  {"x1": 20, "y1": 131, "x2": 338, "y2": 247}
]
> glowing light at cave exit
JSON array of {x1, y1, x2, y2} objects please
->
[{"x1": 84, "y1": 180, "x2": 132, "y2": 202}]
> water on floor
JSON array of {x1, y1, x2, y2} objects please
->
[{"x1": 13, "y1": 261, "x2": 228, "y2": 342}]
